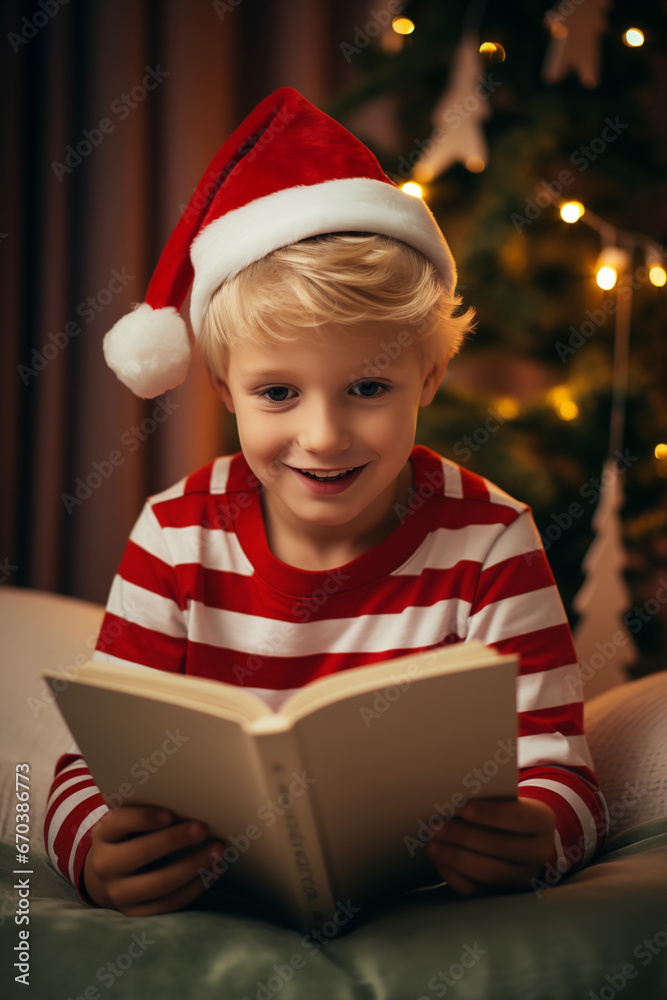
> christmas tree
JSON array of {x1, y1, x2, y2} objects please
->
[{"x1": 328, "y1": 0, "x2": 667, "y2": 678}]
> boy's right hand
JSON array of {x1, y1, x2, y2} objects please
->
[{"x1": 82, "y1": 804, "x2": 226, "y2": 916}]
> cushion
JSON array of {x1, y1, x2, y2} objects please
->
[
  {"x1": 2, "y1": 586, "x2": 667, "y2": 999},
  {"x1": 584, "y1": 671, "x2": 667, "y2": 836}
]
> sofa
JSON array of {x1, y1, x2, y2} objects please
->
[{"x1": 1, "y1": 586, "x2": 666, "y2": 999}]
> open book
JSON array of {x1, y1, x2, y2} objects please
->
[{"x1": 43, "y1": 641, "x2": 518, "y2": 933}]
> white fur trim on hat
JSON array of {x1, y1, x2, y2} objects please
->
[
  {"x1": 103, "y1": 303, "x2": 190, "y2": 398},
  {"x1": 189, "y1": 177, "x2": 457, "y2": 336}
]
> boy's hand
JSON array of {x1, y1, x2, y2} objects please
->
[
  {"x1": 82, "y1": 804, "x2": 226, "y2": 916},
  {"x1": 425, "y1": 797, "x2": 556, "y2": 896}
]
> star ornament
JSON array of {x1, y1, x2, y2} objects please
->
[
  {"x1": 412, "y1": 35, "x2": 491, "y2": 182},
  {"x1": 542, "y1": 0, "x2": 611, "y2": 88}
]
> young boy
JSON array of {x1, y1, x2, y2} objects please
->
[{"x1": 44, "y1": 87, "x2": 607, "y2": 918}]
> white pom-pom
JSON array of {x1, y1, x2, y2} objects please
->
[{"x1": 103, "y1": 303, "x2": 190, "y2": 398}]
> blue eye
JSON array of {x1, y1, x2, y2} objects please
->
[
  {"x1": 258, "y1": 387, "x2": 294, "y2": 403},
  {"x1": 353, "y1": 381, "x2": 390, "y2": 398}
]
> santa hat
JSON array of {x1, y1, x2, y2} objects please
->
[{"x1": 103, "y1": 86, "x2": 457, "y2": 398}]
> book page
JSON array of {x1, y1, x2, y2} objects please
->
[
  {"x1": 47, "y1": 678, "x2": 298, "y2": 908},
  {"x1": 45, "y1": 660, "x2": 274, "y2": 724},
  {"x1": 274, "y1": 641, "x2": 503, "y2": 724},
  {"x1": 290, "y1": 656, "x2": 518, "y2": 906}
]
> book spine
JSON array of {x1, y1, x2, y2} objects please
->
[{"x1": 248, "y1": 727, "x2": 337, "y2": 934}]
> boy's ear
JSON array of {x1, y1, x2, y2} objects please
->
[
  {"x1": 208, "y1": 369, "x2": 235, "y2": 413},
  {"x1": 419, "y1": 358, "x2": 449, "y2": 407}
]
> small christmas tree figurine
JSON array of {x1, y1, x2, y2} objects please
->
[{"x1": 572, "y1": 457, "x2": 639, "y2": 699}]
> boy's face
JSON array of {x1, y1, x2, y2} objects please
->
[{"x1": 211, "y1": 323, "x2": 447, "y2": 558}]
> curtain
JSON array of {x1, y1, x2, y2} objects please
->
[{"x1": 1, "y1": 0, "x2": 372, "y2": 605}]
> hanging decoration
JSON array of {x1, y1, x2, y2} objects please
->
[
  {"x1": 541, "y1": 0, "x2": 611, "y2": 88},
  {"x1": 555, "y1": 202, "x2": 667, "y2": 696},
  {"x1": 411, "y1": 34, "x2": 491, "y2": 181}
]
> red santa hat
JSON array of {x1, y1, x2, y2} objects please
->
[{"x1": 103, "y1": 86, "x2": 457, "y2": 398}]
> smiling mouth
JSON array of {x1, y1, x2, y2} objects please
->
[{"x1": 295, "y1": 465, "x2": 366, "y2": 482}]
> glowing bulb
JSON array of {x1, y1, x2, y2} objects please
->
[
  {"x1": 558, "y1": 399, "x2": 579, "y2": 421},
  {"x1": 596, "y1": 266, "x2": 617, "y2": 290},
  {"x1": 494, "y1": 396, "x2": 520, "y2": 420},
  {"x1": 560, "y1": 201, "x2": 585, "y2": 223},
  {"x1": 623, "y1": 28, "x2": 644, "y2": 47},
  {"x1": 465, "y1": 156, "x2": 485, "y2": 173},
  {"x1": 479, "y1": 41, "x2": 506, "y2": 62},
  {"x1": 401, "y1": 182, "x2": 423, "y2": 199},
  {"x1": 548, "y1": 386, "x2": 571, "y2": 408},
  {"x1": 649, "y1": 266, "x2": 667, "y2": 287},
  {"x1": 595, "y1": 247, "x2": 630, "y2": 289},
  {"x1": 655, "y1": 443, "x2": 667, "y2": 460},
  {"x1": 392, "y1": 16, "x2": 415, "y2": 35}
]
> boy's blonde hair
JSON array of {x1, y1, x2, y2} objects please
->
[{"x1": 198, "y1": 233, "x2": 475, "y2": 378}]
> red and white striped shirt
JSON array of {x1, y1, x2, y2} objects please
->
[{"x1": 44, "y1": 445, "x2": 607, "y2": 900}]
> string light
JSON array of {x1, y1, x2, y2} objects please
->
[
  {"x1": 401, "y1": 181, "x2": 423, "y2": 199},
  {"x1": 494, "y1": 396, "x2": 520, "y2": 420},
  {"x1": 392, "y1": 16, "x2": 415, "y2": 35},
  {"x1": 560, "y1": 201, "x2": 585, "y2": 223},
  {"x1": 465, "y1": 156, "x2": 486, "y2": 173},
  {"x1": 553, "y1": 195, "x2": 665, "y2": 296},
  {"x1": 595, "y1": 247, "x2": 631, "y2": 290},
  {"x1": 655, "y1": 444, "x2": 667, "y2": 460},
  {"x1": 596, "y1": 267, "x2": 617, "y2": 290},
  {"x1": 647, "y1": 248, "x2": 667, "y2": 287},
  {"x1": 479, "y1": 41, "x2": 506, "y2": 62},
  {"x1": 548, "y1": 386, "x2": 579, "y2": 421},
  {"x1": 623, "y1": 28, "x2": 644, "y2": 47}
]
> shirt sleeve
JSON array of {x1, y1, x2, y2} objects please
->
[
  {"x1": 465, "y1": 508, "x2": 609, "y2": 883},
  {"x1": 43, "y1": 500, "x2": 188, "y2": 903}
]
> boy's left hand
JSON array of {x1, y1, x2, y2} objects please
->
[{"x1": 425, "y1": 797, "x2": 556, "y2": 896}]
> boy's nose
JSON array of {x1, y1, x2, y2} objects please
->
[{"x1": 297, "y1": 401, "x2": 352, "y2": 455}]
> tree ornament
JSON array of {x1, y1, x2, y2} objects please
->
[
  {"x1": 542, "y1": 0, "x2": 611, "y2": 88},
  {"x1": 411, "y1": 35, "x2": 490, "y2": 182},
  {"x1": 572, "y1": 457, "x2": 639, "y2": 699}
]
